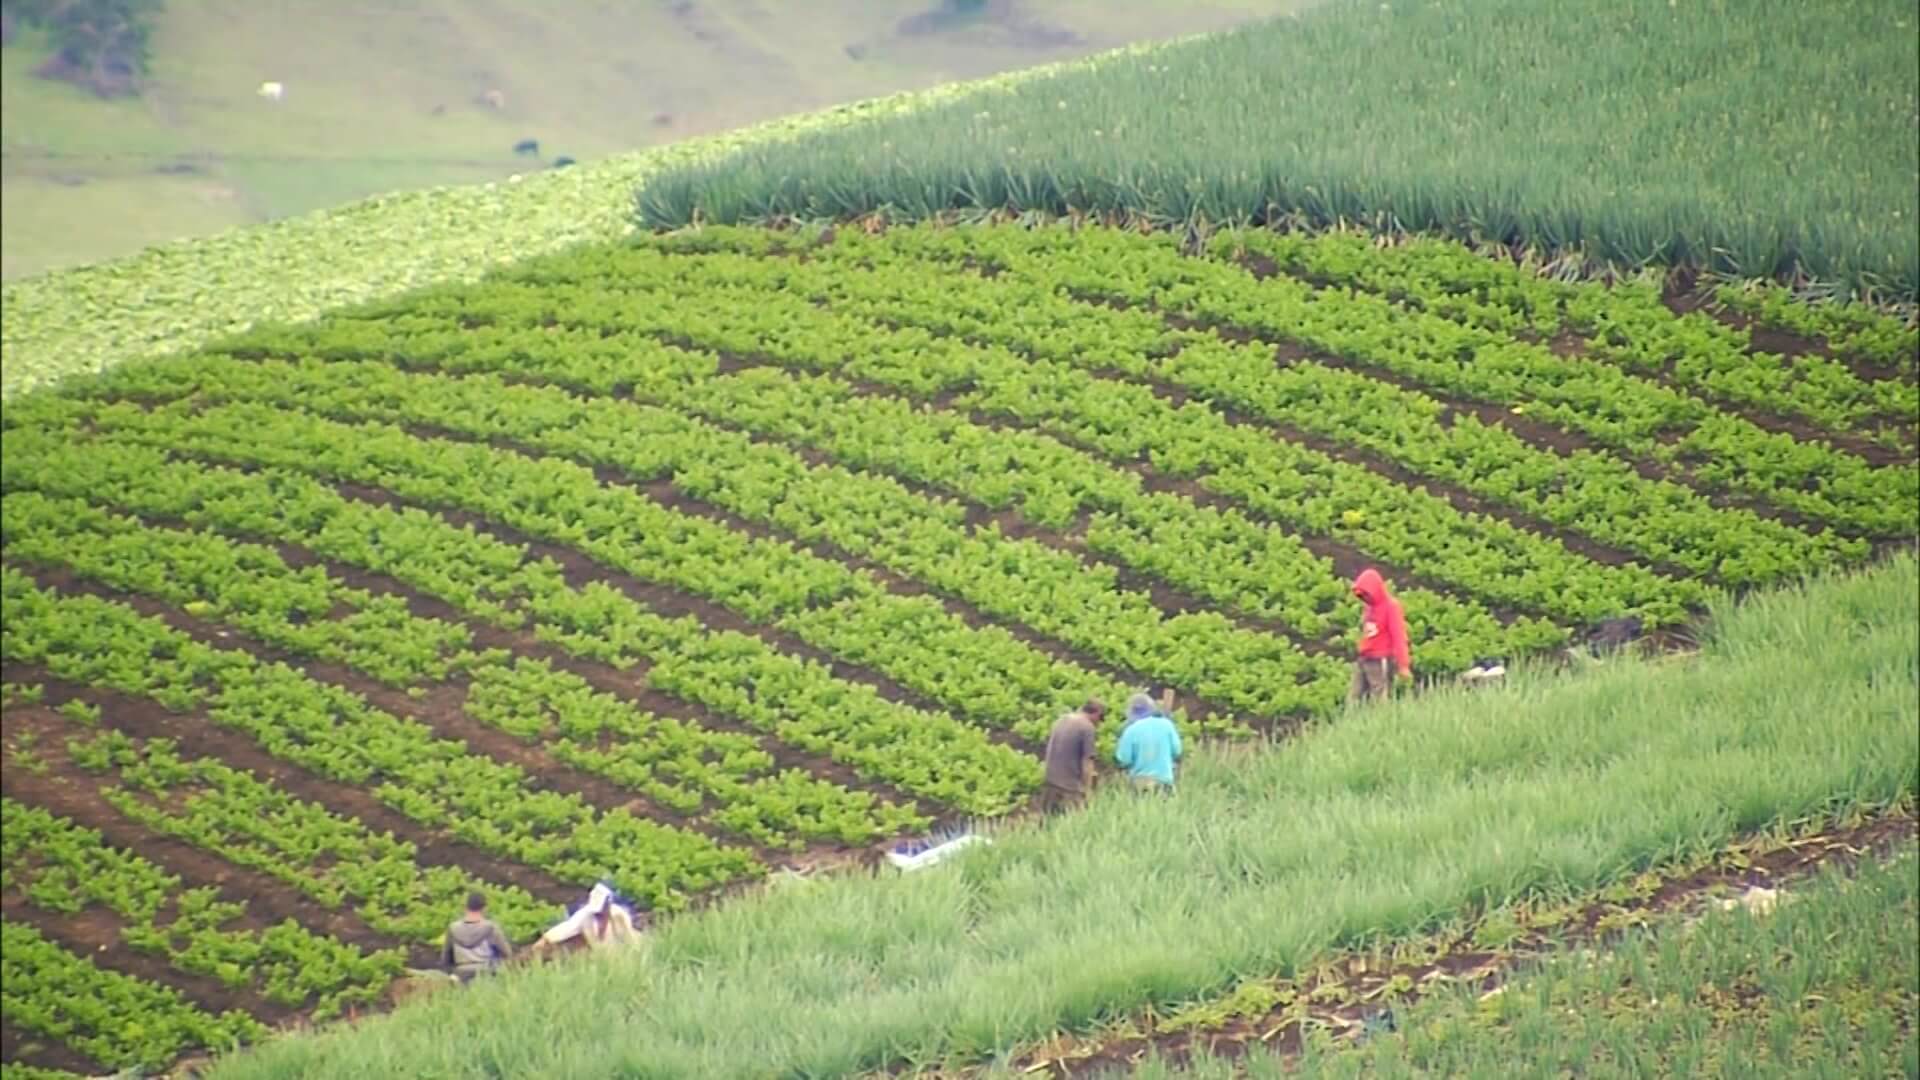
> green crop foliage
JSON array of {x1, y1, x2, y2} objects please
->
[
  {"x1": 196, "y1": 553, "x2": 1917, "y2": 1079},
  {"x1": 639, "y1": 0, "x2": 1920, "y2": 300}
]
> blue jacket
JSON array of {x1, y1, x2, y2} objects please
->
[{"x1": 1115, "y1": 713, "x2": 1182, "y2": 785}]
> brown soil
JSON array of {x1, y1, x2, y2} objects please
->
[
  {"x1": 1173, "y1": 308, "x2": 1900, "y2": 546},
  {"x1": 595, "y1": 310, "x2": 1560, "y2": 634},
  {"x1": 349, "y1": 417, "x2": 1217, "y2": 742},
  {"x1": 0, "y1": 704, "x2": 410, "y2": 962},
  {"x1": 0, "y1": 662, "x2": 575, "y2": 908},
  {"x1": 1663, "y1": 279, "x2": 1920, "y2": 389},
  {"x1": 1217, "y1": 258, "x2": 1916, "y2": 479},
  {"x1": 0, "y1": 1021, "x2": 108, "y2": 1075},
  {"x1": 15, "y1": 557, "x2": 941, "y2": 874},
  {"x1": 695, "y1": 323, "x2": 1545, "y2": 632},
  {"x1": 979, "y1": 810, "x2": 1918, "y2": 1078},
  {"x1": 682, "y1": 403, "x2": 1340, "y2": 663},
  {"x1": 1113, "y1": 344, "x2": 1679, "y2": 580},
  {"x1": 0, "y1": 893, "x2": 301, "y2": 1028},
  {"x1": 1235, "y1": 249, "x2": 1915, "y2": 452},
  {"x1": 1144, "y1": 253, "x2": 1909, "y2": 487},
  {"x1": 683, "y1": 356, "x2": 1429, "y2": 650},
  {"x1": 324, "y1": 468, "x2": 1041, "y2": 756},
  {"x1": 101, "y1": 502, "x2": 935, "y2": 824},
  {"x1": 1210, "y1": 315, "x2": 1880, "y2": 537}
]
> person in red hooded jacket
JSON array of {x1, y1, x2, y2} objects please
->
[{"x1": 1350, "y1": 568, "x2": 1411, "y2": 703}]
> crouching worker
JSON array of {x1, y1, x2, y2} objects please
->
[
  {"x1": 1039, "y1": 698, "x2": 1105, "y2": 815},
  {"x1": 536, "y1": 881, "x2": 641, "y2": 954},
  {"x1": 1115, "y1": 692, "x2": 1181, "y2": 793},
  {"x1": 1349, "y1": 568, "x2": 1411, "y2": 704},
  {"x1": 444, "y1": 891, "x2": 513, "y2": 983}
]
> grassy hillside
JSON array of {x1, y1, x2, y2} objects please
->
[
  {"x1": 2, "y1": 2, "x2": 1916, "y2": 1077},
  {"x1": 180, "y1": 553, "x2": 1916, "y2": 1078},
  {"x1": 4, "y1": 215, "x2": 1912, "y2": 1075},
  {"x1": 638, "y1": 0, "x2": 1920, "y2": 299},
  {"x1": 0, "y1": 0, "x2": 1301, "y2": 280},
  {"x1": 1095, "y1": 848, "x2": 1920, "y2": 1078}
]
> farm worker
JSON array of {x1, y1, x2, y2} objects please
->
[
  {"x1": 538, "y1": 881, "x2": 641, "y2": 951},
  {"x1": 1038, "y1": 698, "x2": 1106, "y2": 814},
  {"x1": 444, "y1": 891, "x2": 513, "y2": 983},
  {"x1": 1349, "y1": 567, "x2": 1411, "y2": 703},
  {"x1": 1114, "y1": 692, "x2": 1181, "y2": 792}
]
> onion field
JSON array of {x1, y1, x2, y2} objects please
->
[{"x1": 1, "y1": 222, "x2": 1916, "y2": 1077}]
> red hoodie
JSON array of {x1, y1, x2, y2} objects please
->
[{"x1": 1353, "y1": 568, "x2": 1411, "y2": 676}]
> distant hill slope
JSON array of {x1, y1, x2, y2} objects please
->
[{"x1": 0, "y1": 0, "x2": 1298, "y2": 279}]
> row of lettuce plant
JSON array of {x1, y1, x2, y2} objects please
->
[
  {"x1": 0, "y1": 422, "x2": 1042, "y2": 812},
  {"x1": 468, "y1": 247, "x2": 1728, "y2": 611},
  {"x1": 84, "y1": 353, "x2": 1345, "y2": 717},
  {"x1": 932, "y1": 226, "x2": 1912, "y2": 539},
  {"x1": 1217, "y1": 229, "x2": 1917, "y2": 438},
  {"x1": 201, "y1": 307, "x2": 1557, "y2": 675},
  {"x1": 0, "y1": 683, "x2": 562, "y2": 946},
  {"x1": 636, "y1": 230, "x2": 1895, "y2": 562},
  {"x1": 637, "y1": 225, "x2": 1906, "y2": 544},
  {"x1": 1, "y1": 921, "x2": 266, "y2": 1073},
  {"x1": 2, "y1": 569, "x2": 762, "y2": 910},
  {"x1": 3, "y1": 799, "x2": 402, "y2": 1019},
  {"x1": 12, "y1": 382, "x2": 1219, "y2": 734},
  {"x1": 235, "y1": 246, "x2": 1704, "y2": 630},
  {"x1": 1, "y1": 492, "x2": 929, "y2": 851}
]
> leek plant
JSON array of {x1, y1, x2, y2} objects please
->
[
  {"x1": 1113, "y1": 849, "x2": 1919, "y2": 1078},
  {"x1": 640, "y1": 0, "x2": 1920, "y2": 300}
]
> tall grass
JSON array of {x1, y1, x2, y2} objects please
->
[
  {"x1": 1088, "y1": 848, "x2": 1920, "y2": 1078},
  {"x1": 639, "y1": 0, "x2": 1920, "y2": 299},
  {"x1": 204, "y1": 554, "x2": 1919, "y2": 1079}
]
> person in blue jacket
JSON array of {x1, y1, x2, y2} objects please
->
[{"x1": 1114, "y1": 691, "x2": 1181, "y2": 792}]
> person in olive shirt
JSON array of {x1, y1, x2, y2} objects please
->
[
  {"x1": 444, "y1": 891, "x2": 513, "y2": 983},
  {"x1": 1038, "y1": 698, "x2": 1105, "y2": 815}
]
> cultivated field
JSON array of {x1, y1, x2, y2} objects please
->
[
  {"x1": 2, "y1": 219, "x2": 1915, "y2": 1077},
  {"x1": 4, "y1": 0, "x2": 1918, "y2": 1073},
  {"x1": 642, "y1": 0, "x2": 1920, "y2": 299}
]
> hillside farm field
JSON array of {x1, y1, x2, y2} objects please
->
[{"x1": 1, "y1": 223, "x2": 1917, "y2": 1076}]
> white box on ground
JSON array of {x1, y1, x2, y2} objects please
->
[{"x1": 885, "y1": 832, "x2": 990, "y2": 872}]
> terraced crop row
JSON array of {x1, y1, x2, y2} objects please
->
[{"x1": 3, "y1": 223, "x2": 1913, "y2": 1076}]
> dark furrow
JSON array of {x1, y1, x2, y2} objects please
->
[
  {"x1": 677, "y1": 407, "x2": 1345, "y2": 659},
  {"x1": 314, "y1": 476, "x2": 1047, "y2": 755},
  {"x1": 12, "y1": 562, "x2": 777, "y2": 866},
  {"x1": 0, "y1": 666, "x2": 575, "y2": 907},
  {"x1": 1174, "y1": 309, "x2": 1898, "y2": 534},
  {"x1": 832, "y1": 292, "x2": 1689, "y2": 582},
  {"x1": 94, "y1": 502, "x2": 944, "y2": 824},
  {"x1": 702, "y1": 352, "x2": 1537, "y2": 630},
  {"x1": 1068, "y1": 331, "x2": 1692, "y2": 581},
  {"x1": 0, "y1": 1021, "x2": 110, "y2": 1077},
  {"x1": 0, "y1": 704, "x2": 413, "y2": 963},
  {"x1": 0, "y1": 889, "x2": 299, "y2": 1028},
  {"x1": 332, "y1": 415, "x2": 1251, "y2": 733},
  {"x1": 1234, "y1": 248, "x2": 1920, "y2": 446}
]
